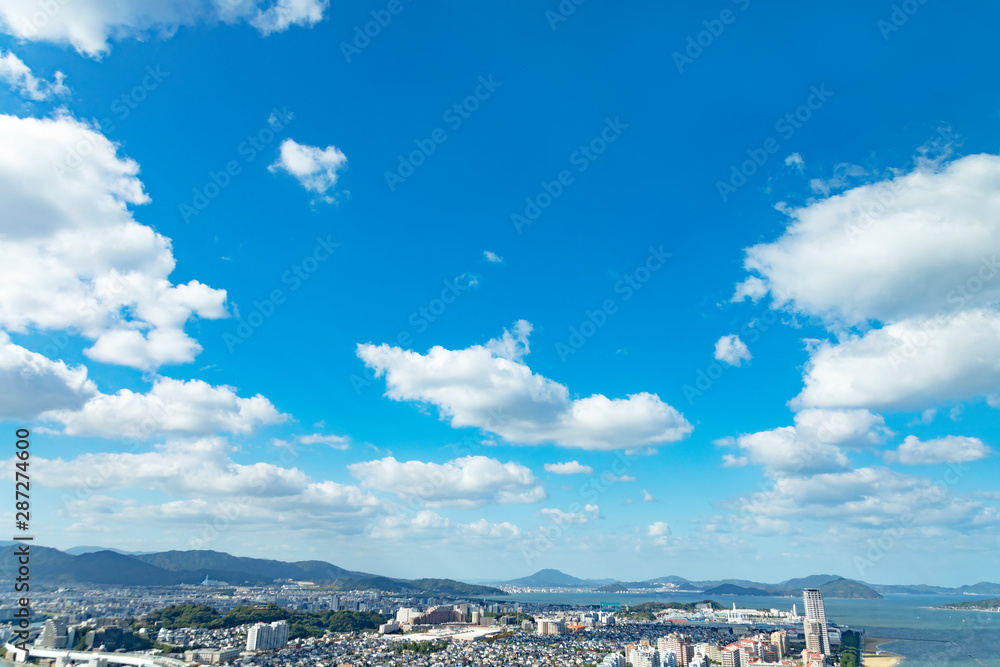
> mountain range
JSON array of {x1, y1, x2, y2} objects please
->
[
  {"x1": 3, "y1": 545, "x2": 997, "y2": 599},
  {"x1": 0, "y1": 545, "x2": 504, "y2": 596},
  {"x1": 498, "y1": 570, "x2": 1000, "y2": 599}
]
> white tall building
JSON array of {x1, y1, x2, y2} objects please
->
[
  {"x1": 802, "y1": 589, "x2": 830, "y2": 655},
  {"x1": 245, "y1": 621, "x2": 289, "y2": 651}
]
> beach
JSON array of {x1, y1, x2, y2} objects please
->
[{"x1": 865, "y1": 636, "x2": 903, "y2": 667}]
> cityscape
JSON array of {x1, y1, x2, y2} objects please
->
[
  {"x1": 0, "y1": 575, "x2": 885, "y2": 667},
  {"x1": 1, "y1": 2, "x2": 999, "y2": 667}
]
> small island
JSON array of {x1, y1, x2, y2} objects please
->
[{"x1": 933, "y1": 597, "x2": 1000, "y2": 611}]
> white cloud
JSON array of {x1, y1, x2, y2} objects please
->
[
  {"x1": 0, "y1": 0, "x2": 329, "y2": 58},
  {"x1": 647, "y1": 521, "x2": 670, "y2": 544},
  {"x1": 269, "y1": 138, "x2": 347, "y2": 202},
  {"x1": 731, "y1": 276, "x2": 767, "y2": 304},
  {"x1": 794, "y1": 310, "x2": 1000, "y2": 410},
  {"x1": 886, "y1": 435, "x2": 992, "y2": 465},
  {"x1": 348, "y1": 455, "x2": 546, "y2": 509},
  {"x1": 0, "y1": 50, "x2": 67, "y2": 100},
  {"x1": 641, "y1": 489, "x2": 657, "y2": 502},
  {"x1": 734, "y1": 153, "x2": 1000, "y2": 326},
  {"x1": 43, "y1": 377, "x2": 286, "y2": 439},
  {"x1": 714, "y1": 334, "x2": 751, "y2": 367},
  {"x1": 483, "y1": 250, "x2": 503, "y2": 263},
  {"x1": 727, "y1": 409, "x2": 889, "y2": 477},
  {"x1": 357, "y1": 320, "x2": 693, "y2": 450},
  {"x1": 785, "y1": 153, "x2": 804, "y2": 170},
  {"x1": 296, "y1": 433, "x2": 350, "y2": 450},
  {"x1": 539, "y1": 505, "x2": 600, "y2": 525},
  {"x1": 733, "y1": 151, "x2": 1000, "y2": 414},
  {"x1": 0, "y1": 113, "x2": 228, "y2": 370},
  {"x1": 35, "y1": 437, "x2": 308, "y2": 497},
  {"x1": 721, "y1": 454, "x2": 747, "y2": 468},
  {"x1": 0, "y1": 332, "x2": 97, "y2": 419},
  {"x1": 737, "y1": 467, "x2": 989, "y2": 529},
  {"x1": 366, "y1": 511, "x2": 522, "y2": 543},
  {"x1": 251, "y1": 0, "x2": 327, "y2": 35},
  {"x1": 544, "y1": 461, "x2": 592, "y2": 475}
]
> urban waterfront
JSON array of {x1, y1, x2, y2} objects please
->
[{"x1": 491, "y1": 593, "x2": 1000, "y2": 667}]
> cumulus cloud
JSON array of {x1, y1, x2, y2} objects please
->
[
  {"x1": 714, "y1": 334, "x2": 751, "y2": 366},
  {"x1": 724, "y1": 409, "x2": 890, "y2": 477},
  {"x1": 36, "y1": 437, "x2": 308, "y2": 497},
  {"x1": 544, "y1": 461, "x2": 592, "y2": 475},
  {"x1": 0, "y1": 0, "x2": 329, "y2": 57},
  {"x1": 269, "y1": 138, "x2": 347, "y2": 202},
  {"x1": 736, "y1": 467, "x2": 990, "y2": 530},
  {"x1": 43, "y1": 377, "x2": 286, "y2": 439},
  {"x1": 251, "y1": 0, "x2": 327, "y2": 35},
  {"x1": 785, "y1": 153, "x2": 804, "y2": 170},
  {"x1": 0, "y1": 113, "x2": 228, "y2": 370},
  {"x1": 357, "y1": 320, "x2": 693, "y2": 450},
  {"x1": 483, "y1": 250, "x2": 503, "y2": 263},
  {"x1": 539, "y1": 504, "x2": 600, "y2": 525},
  {"x1": 733, "y1": 151, "x2": 1000, "y2": 414},
  {"x1": 0, "y1": 50, "x2": 67, "y2": 100},
  {"x1": 348, "y1": 455, "x2": 546, "y2": 509},
  {"x1": 734, "y1": 154, "x2": 1000, "y2": 325},
  {"x1": 885, "y1": 435, "x2": 992, "y2": 465},
  {"x1": 0, "y1": 332, "x2": 97, "y2": 419},
  {"x1": 647, "y1": 521, "x2": 670, "y2": 544},
  {"x1": 794, "y1": 310, "x2": 1000, "y2": 410}
]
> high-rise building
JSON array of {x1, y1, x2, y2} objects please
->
[
  {"x1": 246, "y1": 621, "x2": 289, "y2": 651},
  {"x1": 770, "y1": 630, "x2": 789, "y2": 658},
  {"x1": 802, "y1": 589, "x2": 830, "y2": 655},
  {"x1": 38, "y1": 618, "x2": 68, "y2": 649},
  {"x1": 659, "y1": 634, "x2": 694, "y2": 667},
  {"x1": 721, "y1": 646, "x2": 742, "y2": 667}
]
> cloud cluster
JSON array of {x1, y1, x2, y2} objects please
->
[
  {"x1": 349, "y1": 455, "x2": 546, "y2": 509},
  {"x1": 734, "y1": 152, "x2": 1000, "y2": 413},
  {"x1": 0, "y1": 114, "x2": 228, "y2": 370},
  {"x1": 0, "y1": 50, "x2": 67, "y2": 100},
  {"x1": 357, "y1": 321, "x2": 693, "y2": 450},
  {"x1": 0, "y1": 0, "x2": 328, "y2": 57},
  {"x1": 722, "y1": 409, "x2": 890, "y2": 477},
  {"x1": 43, "y1": 377, "x2": 286, "y2": 439}
]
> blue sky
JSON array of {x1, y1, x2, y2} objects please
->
[{"x1": 1, "y1": 0, "x2": 998, "y2": 586}]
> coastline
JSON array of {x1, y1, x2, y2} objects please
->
[{"x1": 864, "y1": 636, "x2": 903, "y2": 667}]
